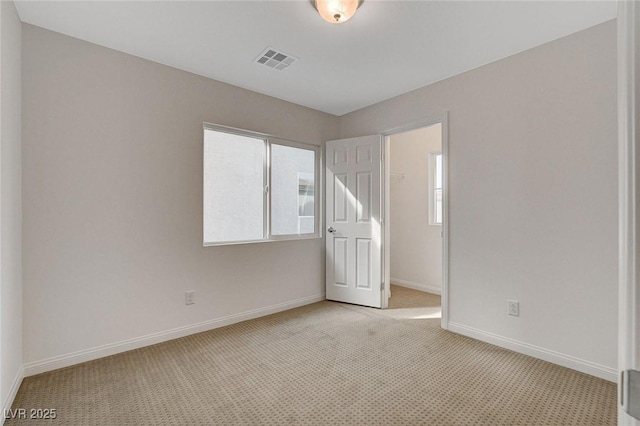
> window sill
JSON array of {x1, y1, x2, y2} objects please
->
[{"x1": 203, "y1": 234, "x2": 322, "y2": 247}]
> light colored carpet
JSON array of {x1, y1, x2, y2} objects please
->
[{"x1": 8, "y1": 285, "x2": 616, "y2": 425}]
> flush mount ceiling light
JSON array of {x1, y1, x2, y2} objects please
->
[{"x1": 312, "y1": 0, "x2": 364, "y2": 24}]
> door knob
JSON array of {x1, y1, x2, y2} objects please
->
[{"x1": 327, "y1": 226, "x2": 336, "y2": 234}]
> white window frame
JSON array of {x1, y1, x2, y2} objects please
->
[
  {"x1": 429, "y1": 151, "x2": 443, "y2": 226},
  {"x1": 203, "y1": 123, "x2": 321, "y2": 246}
]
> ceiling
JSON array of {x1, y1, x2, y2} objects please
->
[{"x1": 15, "y1": 1, "x2": 617, "y2": 116}]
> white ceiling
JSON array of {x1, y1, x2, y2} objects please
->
[{"x1": 15, "y1": 1, "x2": 617, "y2": 116}]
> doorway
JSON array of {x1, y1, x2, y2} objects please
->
[
  {"x1": 323, "y1": 115, "x2": 448, "y2": 321},
  {"x1": 382, "y1": 116, "x2": 448, "y2": 329}
]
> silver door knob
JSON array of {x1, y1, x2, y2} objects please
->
[{"x1": 327, "y1": 227, "x2": 336, "y2": 234}]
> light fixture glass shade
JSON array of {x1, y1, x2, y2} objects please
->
[{"x1": 314, "y1": 0, "x2": 362, "y2": 24}]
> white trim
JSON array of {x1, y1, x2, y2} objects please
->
[
  {"x1": 391, "y1": 278, "x2": 441, "y2": 295},
  {"x1": 618, "y1": 1, "x2": 640, "y2": 424},
  {"x1": 203, "y1": 122, "x2": 321, "y2": 149},
  {"x1": 23, "y1": 294, "x2": 325, "y2": 377},
  {"x1": 1, "y1": 366, "x2": 24, "y2": 426},
  {"x1": 382, "y1": 136, "x2": 391, "y2": 309},
  {"x1": 448, "y1": 321, "x2": 616, "y2": 383},
  {"x1": 441, "y1": 113, "x2": 449, "y2": 331}
]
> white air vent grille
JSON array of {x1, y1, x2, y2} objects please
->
[{"x1": 255, "y1": 47, "x2": 297, "y2": 71}]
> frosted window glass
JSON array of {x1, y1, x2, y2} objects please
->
[
  {"x1": 435, "y1": 154, "x2": 442, "y2": 189},
  {"x1": 431, "y1": 153, "x2": 443, "y2": 225},
  {"x1": 270, "y1": 144, "x2": 316, "y2": 235},
  {"x1": 203, "y1": 130, "x2": 265, "y2": 244},
  {"x1": 434, "y1": 189, "x2": 443, "y2": 224}
]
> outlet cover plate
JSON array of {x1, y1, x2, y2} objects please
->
[{"x1": 508, "y1": 300, "x2": 519, "y2": 316}]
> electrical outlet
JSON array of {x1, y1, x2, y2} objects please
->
[
  {"x1": 185, "y1": 291, "x2": 195, "y2": 305},
  {"x1": 508, "y1": 300, "x2": 519, "y2": 317}
]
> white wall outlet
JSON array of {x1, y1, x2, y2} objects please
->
[
  {"x1": 508, "y1": 300, "x2": 519, "y2": 316},
  {"x1": 185, "y1": 290, "x2": 195, "y2": 305}
]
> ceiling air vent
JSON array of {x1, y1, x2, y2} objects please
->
[{"x1": 255, "y1": 47, "x2": 297, "y2": 71}]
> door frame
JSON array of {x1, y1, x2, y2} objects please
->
[
  {"x1": 618, "y1": 1, "x2": 639, "y2": 424},
  {"x1": 381, "y1": 112, "x2": 449, "y2": 330}
]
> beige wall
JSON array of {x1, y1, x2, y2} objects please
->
[
  {"x1": 21, "y1": 24, "x2": 338, "y2": 371},
  {"x1": 1, "y1": 0, "x2": 23, "y2": 414},
  {"x1": 340, "y1": 21, "x2": 618, "y2": 379},
  {"x1": 389, "y1": 124, "x2": 442, "y2": 294}
]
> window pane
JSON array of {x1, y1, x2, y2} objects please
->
[
  {"x1": 435, "y1": 154, "x2": 442, "y2": 189},
  {"x1": 430, "y1": 152, "x2": 443, "y2": 226},
  {"x1": 434, "y1": 189, "x2": 443, "y2": 224},
  {"x1": 203, "y1": 129, "x2": 265, "y2": 244},
  {"x1": 435, "y1": 154, "x2": 443, "y2": 223},
  {"x1": 298, "y1": 173, "x2": 315, "y2": 216},
  {"x1": 271, "y1": 144, "x2": 316, "y2": 235}
]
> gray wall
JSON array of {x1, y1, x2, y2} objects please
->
[
  {"x1": 340, "y1": 21, "x2": 618, "y2": 377},
  {"x1": 22, "y1": 24, "x2": 338, "y2": 370},
  {"x1": 1, "y1": 0, "x2": 23, "y2": 413}
]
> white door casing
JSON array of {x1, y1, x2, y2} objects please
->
[
  {"x1": 325, "y1": 135, "x2": 383, "y2": 308},
  {"x1": 380, "y1": 113, "x2": 449, "y2": 322},
  {"x1": 618, "y1": 0, "x2": 640, "y2": 424}
]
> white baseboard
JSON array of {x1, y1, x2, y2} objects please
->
[
  {"x1": 23, "y1": 293, "x2": 325, "y2": 377},
  {"x1": 391, "y1": 277, "x2": 441, "y2": 295},
  {"x1": 448, "y1": 321, "x2": 617, "y2": 382},
  {"x1": 1, "y1": 366, "x2": 24, "y2": 426}
]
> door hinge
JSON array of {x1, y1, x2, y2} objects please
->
[
  {"x1": 622, "y1": 369, "x2": 640, "y2": 420},
  {"x1": 265, "y1": 185, "x2": 269, "y2": 193},
  {"x1": 380, "y1": 282, "x2": 385, "y2": 291}
]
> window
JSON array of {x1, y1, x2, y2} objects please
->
[
  {"x1": 270, "y1": 143, "x2": 317, "y2": 236},
  {"x1": 429, "y1": 152, "x2": 443, "y2": 225},
  {"x1": 203, "y1": 124, "x2": 319, "y2": 245}
]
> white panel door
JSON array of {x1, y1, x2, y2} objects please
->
[{"x1": 326, "y1": 135, "x2": 382, "y2": 308}]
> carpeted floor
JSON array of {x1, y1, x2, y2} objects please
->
[{"x1": 8, "y1": 285, "x2": 616, "y2": 425}]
